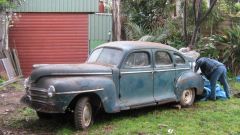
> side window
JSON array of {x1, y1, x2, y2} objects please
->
[
  {"x1": 174, "y1": 53, "x2": 185, "y2": 64},
  {"x1": 125, "y1": 52, "x2": 150, "y2": 68},
  {"x1": 155, "y1": 51, "x2": 173, "y2": 66}
]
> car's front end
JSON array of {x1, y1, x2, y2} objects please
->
[
  {"x1": 21, "y1": 63, "x2": 116, "y2": 114},
  {"x1": 22, "y1": 76, "x2": 67, "y2": 113}
]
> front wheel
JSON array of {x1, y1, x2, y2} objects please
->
[
  {"x1": 74, "y1": 97, "x2": 93, "y2": 130},
  {"x1": 180, "y1": 89, "x2": 195, "y2": 107}
]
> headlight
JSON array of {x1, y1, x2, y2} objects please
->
[
  {"x1": 47, "y1": 85, "x2": 56, "y2": 97},
  {"x1": 24, "y1": 77, "x2": 29, "y2": 89}
]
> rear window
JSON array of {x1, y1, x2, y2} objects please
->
[
  {"x1": 155, "y1": 51, "x2": 173, "y2": 66},
  {"x1": 174, "y1": 53, "x2": 185, "y2": 64},
  {"x1": 124, "y1": 52, "x2": 150, "y2": 68}
]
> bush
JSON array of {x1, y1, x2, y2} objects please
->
[
  {"x1": 235, "y1": 3, "x2": 240, "y2": 12},
  {"x1": 199, "y1": 25, "x2": 240, "y2": 75}
]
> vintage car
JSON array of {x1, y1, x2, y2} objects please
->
[{"x1": 22, "y1": 41, "x2": 204, "y2": 130}]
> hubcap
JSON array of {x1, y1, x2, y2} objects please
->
[
  {"x1": 82, "y1": 103, "x2": 92, "y2": 127},
  {"x1": 182, "y1": 89, "x2": 193, "y2": 104}
]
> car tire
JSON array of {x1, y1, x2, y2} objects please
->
[
  {"x1": 36, "y1": 111, "x2": 52, "y2": 119},
  {"x1": 180, "y1": 89, "x2": 195, "y2": 107},
  {"x1": 74, "y1": 97, "x2": 93, "y2": 130}
]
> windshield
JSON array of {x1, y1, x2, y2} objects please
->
[{"x1": 87, "y1": 48, "x2": 123, "y2": 66}]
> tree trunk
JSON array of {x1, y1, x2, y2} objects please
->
[
  {"x1": 188, "y1": 0, "x2": 217, "y2": 48},
  {"x1": 112, "y1": 0, "x2": 121, "y2": 41},
  {"x1": 189, "y1": 24, "x2": 200, "y2": 49},
  {"x1": 183, "y1": 0, "x2": 188, "y2": 44}
]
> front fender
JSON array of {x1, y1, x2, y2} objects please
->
[
  {"x1": 175, "y1": 71, "x2": 204, "y2": 100},
  {"x1": 36, "y1": 76, "x2": 120, "y2": 113}
]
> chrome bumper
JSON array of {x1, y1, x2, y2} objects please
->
[{"x1": 21, "y1": 87, "x2": 64, "y2": 113}]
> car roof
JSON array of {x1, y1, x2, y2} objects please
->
[{"x1": 97, "y1": 41, "x2": 179, "y2": 52}]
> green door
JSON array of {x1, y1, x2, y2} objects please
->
[
  {"x1": 153, "y1": 50, "x2": 176, "y2": 102},
  {"x1": 120, "y1": 50, "x2": 155, "y2": 106}
]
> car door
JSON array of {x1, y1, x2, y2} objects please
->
[
  {"x1": 120, "y1": 50, "x2": 155, "y2": 107},
  {"x1": 153, "y1": 50, "x2": 176, "y2": 102},
  {"x1": 173, "y1": 52, "x2": 191, "y2": 78}
]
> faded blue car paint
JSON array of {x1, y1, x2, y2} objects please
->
[
  {"x1": 175, "y1": 71, "x2": 204, "y2": 99},
  {"x1": 119, "y1": 49, "x2": 154, "y2": 106},
  {"x1": 22, "y1": 41, "x2": 204, "y2": 114},
  {"x1": 37, "y1": 76, "x2": 120, "y2": 113}
]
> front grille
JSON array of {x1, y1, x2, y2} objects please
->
[{"x1": 29, "y1": 87, "x2": 49, "y2": 103}]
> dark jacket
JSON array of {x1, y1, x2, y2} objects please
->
[{"x1": 194, "y1": 57, "x2": 224, "y2": 78}]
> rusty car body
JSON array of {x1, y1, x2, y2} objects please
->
[{"x1": 22, "y1": 41, "x2": 204, "y2": 129}]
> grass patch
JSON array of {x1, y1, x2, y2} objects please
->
[
  {"x1": 4, "y1": 98, "x2": 240, "y2": 135},
  {"x1": 0, "y1": 78, "x2": 5, "y2": 84},
  {"x1": 2, "y1": 81, "x2": 240, "y2": 134},
  {"x1": 87, "y1": 99, "x2": 240, "y2": 135},
  {"x1": 10, "y1": 82, "x2": 24, "y2": 91},
  {"x1": 0, "y1": 81, "x2": 24, "y2": 91},
  {"x1": 230, "y1": 80, "x2": 240, "y2": 92},
  {"x1": 4, "y1": 107, "x2": 38, "y2": 129}
]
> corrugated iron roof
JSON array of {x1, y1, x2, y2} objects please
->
[{"x1": 15, "y1": 0, "x2": 99, "y2": 13}]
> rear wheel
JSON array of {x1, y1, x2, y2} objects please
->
[
  {"x1": 180, "y1": 89, "x2": 195, "y2": 107},
  {"x1": 74, "y1": 97, "x2": 93, "y2": 130}
]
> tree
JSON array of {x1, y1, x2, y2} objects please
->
[
  {"x1": 183, "y1": 0, "x2": 188, "y2": 44},
  {"x1": 0, "y1": 0, "x2": 9, "y2": 11},
  {"x1": 0, "y1": 0, "x2": 23, "y2": 57},
  {"x1": 112, "y1": 0, "x2": 121, "y2": 41},
  {"x1": 188, "y1": 0, "x2": 218, "y2": 49},
  {"x1": 122, "y1": 0, "x2": 169, "y2": 33}
]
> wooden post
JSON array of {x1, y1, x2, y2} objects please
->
[{"x1": 112, "y1": 0, "x2": 121, "y2": 41}]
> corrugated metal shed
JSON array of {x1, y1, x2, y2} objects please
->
[
  {"x1": 89, "y1": 14, "x2": 112, "y2": 52},
  {"x1": 15, "y1": 0, "x2": 99, "y2": 12},
  {"x1": 89, "y1": 14, "x2": 112, "y2": 41},
  {"x1": 9, "y1": 13, "x2": 89, "y2": 76}
]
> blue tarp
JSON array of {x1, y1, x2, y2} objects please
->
[
  {"x1": 199, "y1": 78, "x2": 227, "y2": 101},
  {"x1": 237, "y1": 75, "x2": 240, "y2": 82}
]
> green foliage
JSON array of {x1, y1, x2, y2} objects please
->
[
  {"x1": 230, "y1": 80, "x2": 240, "y2": 92},
  {"x1": 122, "y1": 0, "x2": 173, "y2": 33},
  {"x1": 0, "y1": 0, "x2": 8, "y2": 4},
  {"x1": 0, "y1": 0, "x2": 21, "y2": 11},
  {"x1": 0, "y1": 78, "x2": 4, "y2": 84},
  {"x1": 124, "y1": 17, "x2": 186, "y2": 49},
  {"x1": 57, "y1": 128, "x2": 74, "y2": 135},
  {"x1": 203, "y1": 3, "x2": 224, "y2": 32},
  {"x1": 218, "y1": 25, "x2": 240, "y2": 75},
  {"x1": 122, "y1": 0, "x2": 229, "y2": 49},
  {"x1": 197, "y1": 36, "x2": 220, "y2": 58},
  {"x1": 0, "y1": 75, "x2": 7, "y2": 84},
  {"x1": 200, "y1": 25, "x2": 240, "y2": 75},
  {"x1": 217, "y1": 0, "x2": 234, "y2": 14},
  {"x1": 124, "y1": 21, "x2": 146, "y2": 40},
  {"x1": 0, "y1": 0, "x2": 9, "y2": 11},
  {"x1": 235, "y1": 3, "x2": 240, "y2": 12}
]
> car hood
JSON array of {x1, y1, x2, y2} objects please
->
[{"x1": 30, "y1": 63, "x2": 112, "y2": 82}]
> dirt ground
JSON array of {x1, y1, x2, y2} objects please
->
[{"x1": 0, "y1": 83, "x2": 26, "y2": 135}]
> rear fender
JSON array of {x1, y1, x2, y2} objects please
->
[{"x1": 175, "y1": 71, "x2": 204, "y2": 101}]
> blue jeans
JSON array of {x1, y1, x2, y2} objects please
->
[{"x1": 208, "y1": 65, "x2": 230, "y2": 99}]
